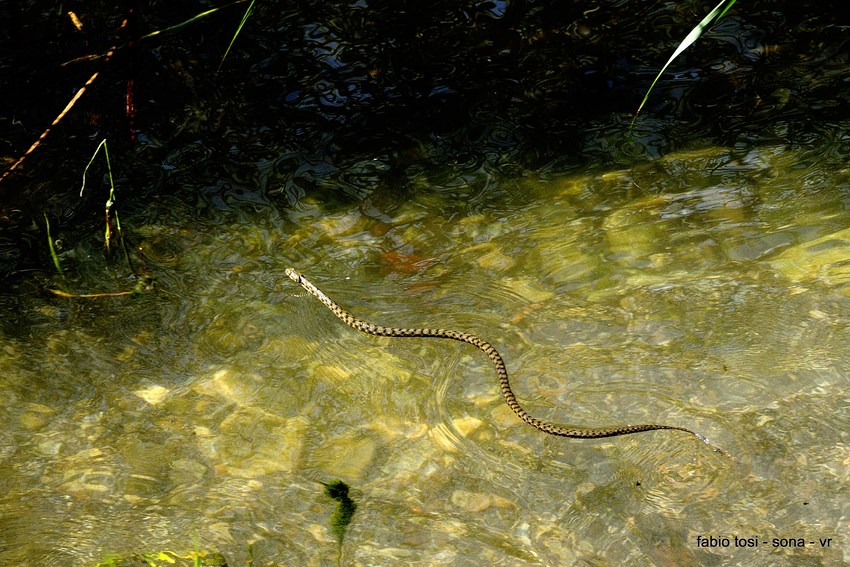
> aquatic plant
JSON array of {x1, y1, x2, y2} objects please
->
[
  {"x1": 0, "y1": 1, "x2": 251, "y2": 187},
  {"x1": 323, "y1": 479, "x2": 357, "y2": 544},
  {"x1": 44, "y1": 139, "x2": 157, "y2": 298},
  {"x1": 80, "y1": 139, "x2": 122, "y2": 256},
  {"x1": 631, "y1": 0, "x2": 737, "y2": 130},
  {"x1": 43, "y1": 213, "x2": 64, "y2": 277},
  {"x1": 219, "y1": 0, "x2": 256, "y2": 72}
]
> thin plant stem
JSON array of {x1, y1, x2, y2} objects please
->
[
  {"x1": 43, "y1": 213, "x2": 64, "y2": 277},
  {"x1": 218, "y1": 0, "x2": 255, "y2": 72},
  {"x1": 80, "y1": 139, "x2": 128, "y2": 261}
]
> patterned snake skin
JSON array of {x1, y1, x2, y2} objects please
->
[{"x1": 286, "y1": 268, "x2": 725, "y2": 453}]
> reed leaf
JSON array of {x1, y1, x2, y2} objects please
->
[
  {"x1": 218, "y1": 0, "x2": 255, "y2": 71},
  {"x1": 43, "y1": 213, "x2": 64, "y2": 277},
  {"x1": 630, "y1": 0, "x2": 736, "y2": 132}
]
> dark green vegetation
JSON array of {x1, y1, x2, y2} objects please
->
[
  {"x1": 0, "y1": 1, "x2": 847, "y2": 282},
  {"x1": 323, "y1": 479, "x2": 357, "y2": 544}
]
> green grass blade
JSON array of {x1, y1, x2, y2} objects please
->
[
  {"x1": 137, "y1": 1, "x2": 247, "y2": 43},
  {"x1": 630, "y1": 0, "x2": 736, "y2": 131},
  {"x1": 80, "y1": 139, "x2": 130, "y2": 259},
  {"x1": 218, "y1": 0, "x2": 255, "y2": 72},
  {"x1": 80, "y1": 138, "x2": 107, "y2": 197},
  {"x1": 43, "y1": 213, "x2": 64, "y2": 277},
  {"x1": 101, "y1": 140, "x2": 117, "y2": 252}
]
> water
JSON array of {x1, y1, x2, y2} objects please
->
[
  {"x1": 1, "y1": 135, "x2": 848, "y2": 565},
  {"x1": 2, "y1": 2, "x2": 850, "y2": 565}
]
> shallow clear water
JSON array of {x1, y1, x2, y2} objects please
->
[{"x1": 1, "y1": 134, "x2": 849, "y2": 565}]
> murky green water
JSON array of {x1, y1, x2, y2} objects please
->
[{"x1": 2, "y1": 136, "x2": 848, "y2": 565}]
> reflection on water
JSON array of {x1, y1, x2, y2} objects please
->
[{"x1": 2, "y1": 137, "x2": 849, "y2": 564}]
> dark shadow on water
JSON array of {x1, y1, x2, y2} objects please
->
[{"x1": 0, "y1": 0, "x2": 848, "y2": 281}]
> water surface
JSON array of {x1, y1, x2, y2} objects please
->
[{"x1": 1, "y1": 136, "x2": 848, "y2": 565}]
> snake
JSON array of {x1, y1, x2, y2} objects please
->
[{"x1": 286, "y1": 268, "x2": 725, "y2": 454}]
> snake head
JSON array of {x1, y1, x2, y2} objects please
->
[{"x1": 285, "y1": 268, "x2": 300, "y2": 282}]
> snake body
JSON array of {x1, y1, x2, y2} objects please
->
[{"x1": 286, "y1": 268, "x2": 723, "y2": 451}]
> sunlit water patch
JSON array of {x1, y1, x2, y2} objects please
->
[{"x1": 2, "y1": 140, "x2": 849, "y2": 565}]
